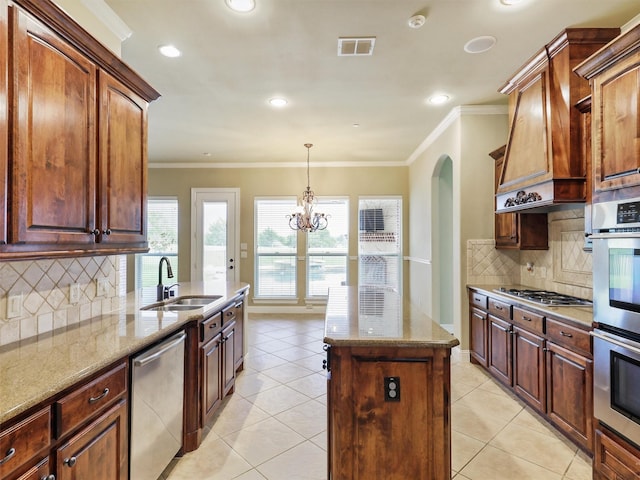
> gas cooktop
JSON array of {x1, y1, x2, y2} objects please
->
[{"x1": 493, "y1": 288, "x2": 593, "y2": 307}]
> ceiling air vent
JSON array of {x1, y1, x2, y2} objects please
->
[{"x1": 338, "y1": 37, "x2": 376, "y2": 56}]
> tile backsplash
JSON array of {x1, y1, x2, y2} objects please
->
[
  {"x1": 467, "y1": 209, "x2": 593, "y2": 300},
  {"x1": 0, "y1": 255, "x2": 125, "y2": 346}
]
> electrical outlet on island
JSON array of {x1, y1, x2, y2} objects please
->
[{"x1": 96, "y1": 278, "x2": 108, "y2": 297}]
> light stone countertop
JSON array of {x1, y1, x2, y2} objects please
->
[
  {"x1": 0, "y1": 281, "x2": 249, "y2": 424},
  {"x1": 324, "y1": 286, "x2": 460, "y2": 348},
  {"x1": 467, "y1": 284, "x2": 593, "y2": 328}
]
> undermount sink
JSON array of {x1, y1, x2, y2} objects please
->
[
  {"x1": 141, "y1": 295, "x2": 224, "y2": 312},
  {"x1": 142, "y1": 304, "x2": 202, "y2": 312},
  {"x1": 171, "y1": 295, "x2": 223, "y2": 306}
]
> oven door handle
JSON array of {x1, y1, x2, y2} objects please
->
[
  {"x1": 592, "y1": 330, "x2": 640, "y2": 355},
  {"x1": 590, "y1": 233, "x2": 640, "y2": 240}
]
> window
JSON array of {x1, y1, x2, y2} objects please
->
[
  {"x1": 136, "y1": 198, "x2": 179, "y2": 289},
  {"x1": 358, "y1": 197, "x2": 402, "y2": 291},
  {"x1": 307, "y1": 198, "x2": 349, "y2": 297},
  {"x1": 255, "y1": 198, "x2": 297, "y2": 298}
]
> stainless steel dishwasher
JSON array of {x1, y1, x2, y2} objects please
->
[{"x1": 130, "y1": 331, "x2": 186, "y2": 480}]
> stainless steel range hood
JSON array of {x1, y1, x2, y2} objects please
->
[{"x1": 494, "y1": 28, "x2": 619, "y2": 214}]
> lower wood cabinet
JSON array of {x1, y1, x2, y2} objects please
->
[
  {"x1": 594, "y1": 425, "x2": 640, "y2": 479},
  {"x1": 222, "y1": 322, "x2": 236, "y2": 397},
  {"x1": 468, "y1": 288, "x2": 593, "y2": 452},
  {"x1": 546, "y1": 341, "x2": 593, "y2": 450},
  {"x1": 327, "y1": 345, "x2": 453, "y2": 480},
  {"x1": 56, "y1": 399, "x2": 128, "y2": 480},
  {"x1": 201, "y1": 333, "x2": 223, "y2": 424},
  {"x1": 513, "y1": 326, "x2": 546, "y2": 412},
  {"x1": 1, "y1": 361, "x2": 128, "y2": 480},
  {"x1": 9, "y1": 456, "x2": 53, "y2": 480}
]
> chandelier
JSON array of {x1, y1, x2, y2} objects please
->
[{"x1": 287, "y1": 143, "x2": 329, "y2": 233}]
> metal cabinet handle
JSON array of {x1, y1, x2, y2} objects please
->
[
  {"x1": 521, "y1": 316, "x2": 532, "y2": 322},
  {"x1": 103, "y1": 229, "x2": 112, "y2": 235},
  {"x1": 494, "y1": 305, "x2": 503, "y2": 310},
  {"x1": 209, "y1": 323, "x2": 218, "y2": 329},
  {"x1": 226, "y1": 311, "x2": 234, "y2": 317},
  {"x1": 89, "y1": 387, "x2": 109, "y2": 404},
  {"x1": 89, "y1": 228, "x2": 100, "y2": 236},
  {"x1": 0, "y1": 447, "x2": 15, "y2": 465},
  {"x1": 559, "y1": 331, "x2": 573, "y2": 338},
  {"x1": 41, "y1": 475, "x2": 55, "y2": 480},
  {"x1": 64, "y1": 457, "x2": 77, "y2": 467}
]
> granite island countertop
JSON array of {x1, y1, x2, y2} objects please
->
[
  {"x1": 467, "y1": 284, "x2": 593, "y2": 329},
  {"x1": 0, "y1": 281, "x2": 249, "y2": 424},
  {"x1": 324, "y1": 286, "x2": 459, "y2": 348}
]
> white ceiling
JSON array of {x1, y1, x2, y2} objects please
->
[{"x1": 104, "y1": 0, "x2": 640, "y2": 167}]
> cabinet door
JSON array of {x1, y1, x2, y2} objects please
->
[
  {"x1": 546, "y1": 341, "x2": 593, "y2": 452},
  {"x1": 97, "y1": 72, "x2": 148, "y2": 246},
  {"x1": 7, "y1": 456, "x2": 52, "y2": 480},
  {"x1": 233, "y1": 301, "x2": 244, "y2": 371},
  {"x1": 592, "y1": 50, "x2": 640, "y2": 193},
  {"x1": 488, "y1": 315, "x2": 512, "y2": 386},
  {"x1": 201, "y1": 334, "x2": 222, "y2": 423},
  {"x1": 495, "y1": 213, "x2": 518, "y2": 248},
  {"x1": 56, "y1": 399, "x2": 127, "y2": 480},
  {"x1": 10, "y1": 7, "x2": 97, "y2": 245},
  {"x1": 469, "y1": 307, "x2": 488, "y2": 367},
  {"x1": 594, "y1": 428, "x2": 640, "y2": 480},
  {"x1": 512, "y1": 326, "x2": 546, "y2": 412},
  {"x1": 222, "y1": 322, "x2": 236, "y2": 396}
]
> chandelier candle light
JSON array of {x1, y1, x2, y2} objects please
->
[{"x1": 287, "y1": 143, "x2": 329, "y2": 233}]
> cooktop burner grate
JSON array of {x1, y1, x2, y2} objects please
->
[{"x1": 493, "y1": 288, "x2": 593, "y2": 307}]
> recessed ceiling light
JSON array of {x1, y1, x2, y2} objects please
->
[
  {"x1": 352, "y1": 123, "x2": 360, "y2": 128},
  {"x1": 500, "y1": 0, "x2": 524, "y2": 5},
  {"x1": 464, "y1": 36, "x2": 497, "y2": 54},
  {"x1": 429, "y1": 94, "x2": 450, "y2": 105},
  {"x1": 225, "y1": 0, "x2": 255, "y2": 13},
  {"x1": 158, "y1": 45, "x2": 181, "y2": 58},
  {"x1": 269, "y1": 98, "x2": 288, "y2": 107}
]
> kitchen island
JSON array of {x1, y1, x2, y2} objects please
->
[{"x1": 324, "y1": 286, "x2": 459, "y2": 480}]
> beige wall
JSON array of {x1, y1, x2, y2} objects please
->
[
  {"x1": 146, "y1": 165, "x2": 409, "y2": 309},
  {"x1": 408, "y1": 107, "x2": 509, "y2": 348}
]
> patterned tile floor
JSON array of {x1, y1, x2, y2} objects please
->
[{"x1": 160, "y1": 315, "x2": 592, "y2": 480}]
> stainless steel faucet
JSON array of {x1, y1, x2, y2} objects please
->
[{"x1": 157, "y1": 256, "x2": 174, "y2": 301}]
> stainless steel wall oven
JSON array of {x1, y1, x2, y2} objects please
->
[{"x1": 592, "y1": 197, "x2": 640, "y2": 447}]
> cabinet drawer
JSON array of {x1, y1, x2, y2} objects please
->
[
  {"x1": 0, "y1": 408, "x2": 51, "y2": 478},
  {"x1": 512, "y1": 307, "x2": 544, "y2": 335},
  {"x1": 55, "y1": 362, "x2": 127, "y2": 439},
  {"x1": 222, "y1": 303, "x2": 236, "y2": 326},
  {"x1": 546, "y1": 318, "x2": 591, "y2": 355},
  {"x1": 201, "y1": 311, "x2": 222, "y2": 343},
  {"x1": 489, "y1": 298, "x2": 511, "y2": 320},
  {"x1": 470, "y1": 291, "x2": 488, "y2": 309}
]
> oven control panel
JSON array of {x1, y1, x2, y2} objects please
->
[{"x1": 618, "y1": 201, "x2": 640, "y2": 224}]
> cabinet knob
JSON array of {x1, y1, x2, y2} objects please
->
[
  {"x1": 64, "y1": 456, "x2": 77, "y2": 467},
  {"x1": 90, "y1": 228, "x2": 100, "y2": 236},
  {"x1": 41, "y1": 475, "x2": 56, "y2": 480},
  {"x1": 209, "y1": 323, "x2": 218, "y2": 329},
  {"x1": 103, "y1": 229, "x2": 112, "y2": 235}
]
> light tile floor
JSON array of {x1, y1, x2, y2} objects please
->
[{"x1": 161, "y1": 315, "x2": 592, "y2": 480}]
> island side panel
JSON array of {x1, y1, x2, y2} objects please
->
[{"x1": 327, "y1": 345, "x2": 452, "y2": 480}]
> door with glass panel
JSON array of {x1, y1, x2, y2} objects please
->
[{"x1": 191, "y1": 188, "x2": 239, "y2": 283}]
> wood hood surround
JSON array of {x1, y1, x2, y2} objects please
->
[{"x1": 496, "y1": 28, "x2": 620, "y2": 214}]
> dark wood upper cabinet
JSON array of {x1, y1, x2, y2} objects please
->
[
  {"x1": 97, "y1": 73, "x2": 148, "y2": 246},
  {"x1": 10, "y1": 8, "x2": 97, "y2": 246},
  {"x1": 575, "y1": 24, "x2": 640, "y2": 203},
  {"x1": 0, "y1": 0, "x2": 159, "y2": 259},
  {"x1": 496, "y1": 28, "x2": 619, "y2": 213}
]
